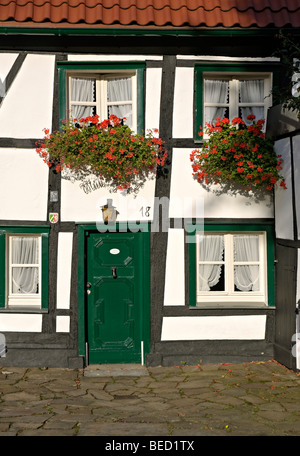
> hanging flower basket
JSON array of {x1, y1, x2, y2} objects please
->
[
  {"x1": 190, "y1": 116, "x2": 287, "y2": 193},
  {"x1": 36, "y1": 114, "x2": 167, "y2": 192}
]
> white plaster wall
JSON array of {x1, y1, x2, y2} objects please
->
[
  {"x1": 274, "y1": 138, "x2": 294, "y2": 240},
  {"x1": 172, "y1": 67, "x2": 194, "y2": 138},
  {"x1": 0, "y1": 148, "x2": 48, "y2": 221},
  {"x1": 56, "y1": 316, "x2": 70, "y2": 333},
  {"x1": 0, "y1": 54, "x2": 55, "y2": 138},
  {"x1": 60, "y1": 174, "x2": 156, "y2": 222},
  {"x1": 145, "y1": 67, "x2": 162, "y2": 132},
  {"x1": 67, "y1": 55, "x2": 163, "y2": 61},
  {"x1": 176, "y1": 55, "x2": 279, "y2": 62},
  {"x1": 0, "y1": 314, "x2": 42, "y2": 332},
  {"x1": 164, "y1": 229, "x2": 185, "y2": 306},
  {"x1": 293, "y1": 135, "x2": 300, "y2": 240},
  {"x1": 170, "y1": 148, "x2": 274, "y2": 219},
  {"x1": 56, "y1": 233, "x2": 73, "y2": 310},
  {"x1": 161, "y1": 315, "x2": 267, "y2": 340},
  {"x1": 0, "y1": 53, "x2": 18, "y2": 83}
]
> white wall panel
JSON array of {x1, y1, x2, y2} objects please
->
[
  {"x1": 170, "y1": 148, "x2": 274, "y2": 219},
  {"x1": 172, "y1": 68, "x2": 194, "y2": 138},
  {"x1": 164, "y1": 229, "x2": 185, "y2": 306},
  {"x1": 0, "y1": 314, "x2": 42, "y2": 332},
  {"x1": 145, "y1": 67, "x2": 162, "y2": 132},
  {"x1": 0, "y1": 53, "x2": 18, "y2": 84},
  {"x1": 274, "y1": 138, "x2": 294, "y2": 240},
  {"x1": 176, "y1": 55, "x2": 279, "y2": 62},
  {"x1": 0, "y1": 54, "x2": 55, "y2": 138},
  {"x1": 292, "y1": 135, "x2": 300, "y2": 240},
  {"x1": 0, "y1": 148, "x2": 48, "y2": 220},
  {"x1": 161, "y1": 315, "x2": 267, "y2": 340},
  {"x1": 56, "y1": 316, "x2": 70, "y2": 333},
  {"x1": 56, "y1": 233, "x2": 73, "y2": 310},
  {"x1": 67, "y1": 54, "x2": 163, "y2": 61},
  {"x1": 61, "y1": 173, "x2": 156, "y2": 222}
]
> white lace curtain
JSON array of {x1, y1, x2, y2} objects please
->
[
  {"x1": 70, "y1": 76, "x2": 133, "y2": 127},
  {"x1": 11, "y1": 237, "x2": 39, "y2": 294},
  {"x1": 71, "y1": 77, "x2": 96, "y2": 120},
  {"x1": 204, "y1": 80, "x2": 229, "y2": 125},
  {"x1": 107, "y1": 77, "x2": 132, "y2": 127},
  {"x1": 234, "y1": 235, "x2": 260, "y2": 292},
  {"x1": 239, "y1": 79, "x2": 264, "y2": 123},
  {"x1": 198, "y1": 235, "x2": 224, "y2": 291}
]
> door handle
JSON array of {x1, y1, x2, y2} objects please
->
[
  {"x1": 111, "y1": 267, "x2": 117, "y2": 279},
  {"x1": 86, "y1": 282, "x2": 92, "y2": 295}
]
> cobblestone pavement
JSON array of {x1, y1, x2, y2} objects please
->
[{"x1": 0, "y1": 360, "x2": 299, "y2": 437}]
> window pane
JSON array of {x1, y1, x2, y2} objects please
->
[
  {"x1": 12, "y1": 267, "x2": 39, "y2": 294},
  {"x1": 198, "y1": 235, "x2": 225, "y2": 291},
  {"x1": 234, "y1": 235, "x2": 259, "y2": 262},
  {"x1": 204, "y1": 79, "x2": 229, "y2": 124},
  {"x1": 11, "y1": 237, "x2": 39, "y2": 265},
  {"x1": 239, "y1": 79, "x2": 264, "y2": 103},
  {"x1": 70, "y1": 105, "x2": 96, "y2": 120},
  {"x1": 234, "y1": 265, "x2": 260, "y2": 292},
  {"x1": 198, "y1": 235, "x2": 224, "y2": 261},
  {"x1": 205, "y1": 79, "x2": 229, "y2": 103},
  {"x1": 199, "y1": 264, "x2": 225, "y2": 291},
  {"x1": 108, "y1": 104, "x2": 132, "y2": 127},
  {"x1": 107, "y1": 77, "x2": 132, "y2": 102},
  {"x1": 239, "y1": 106, "x2": 264, "y2": 123},
  {"x1": 205, "y1": 106, "x2": 229, "y2": 125},
  {"x1": 239, "y1": 79, "x2": 264, "y2": 123},
  {"x1": 71, "y1": 77, "x2": 96, "y2": 102}
]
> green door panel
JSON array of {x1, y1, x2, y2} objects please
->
[{"x1": 86, "y1": 231, "x2": 147, "y2": 364}]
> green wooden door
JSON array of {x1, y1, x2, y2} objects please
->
[{"x1": 86, "y1": 231, "x2": 147, "y2": 364}]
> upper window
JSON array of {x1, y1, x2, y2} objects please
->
[
  {"x1": 196, "y1": 232, "x2": 267, "y2": 305},
  {"x1": 58, "y1": 62, "x2": 145, "y2": 133},
  {"x1": 195, "y1": 63, "x2": 280, "y2": 140},
  {"x1": 203, "y1": 74, "x2": 271, "y2": 127},
  {"x1": 68, "y1": 72, "x2": 137, "y2": 130}
]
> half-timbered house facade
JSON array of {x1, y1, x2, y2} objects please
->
[{"x1": 0, "y1": 0, "x2": 300, "y2": 371}]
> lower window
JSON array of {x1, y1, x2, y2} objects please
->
[
  {"x1": 0, "y1": 228, "x2": 49, "y2": 310},
  {"x1": 7, "y1": 234, "x2": 41, "y2": 307},
  {"x1": 196, "y1": 231, "x2": 267, "y2": 305}
]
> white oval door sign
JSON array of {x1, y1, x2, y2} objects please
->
[{"x1": 110, "y1": 248, "x2": 120, "y2": 255}]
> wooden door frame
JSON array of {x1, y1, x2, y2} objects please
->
[{"x1": 77, "y1": 223, "x2": 151, "y2": 366}]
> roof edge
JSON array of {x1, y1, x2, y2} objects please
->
[{"x1": 1, "y1": 24, "x2": 299, "y2": 36}]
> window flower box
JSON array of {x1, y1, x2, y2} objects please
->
[
  {"x1": 191, "y1": 116, "x2": 286, "y2": 193},
  {"x1": 36, "y1": 114, "x2": 167, "y2": 193}
]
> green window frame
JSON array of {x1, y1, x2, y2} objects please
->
[
  {"x1": 58, "y1": 61, "x2": 145, "y2": 133},
  {"x1": 194, "y1": 62, "x2": 280, "y2": 140},
  {"x1": 0, "y1": 227, "x2": 50, "y2": 311},
  {"x1": 188, "y1": 223, "x2": 275, "y2": 308}
]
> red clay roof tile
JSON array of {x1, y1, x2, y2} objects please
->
[{"x1": 0, "y1": 0, "x2": 300, "y2": 28}]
